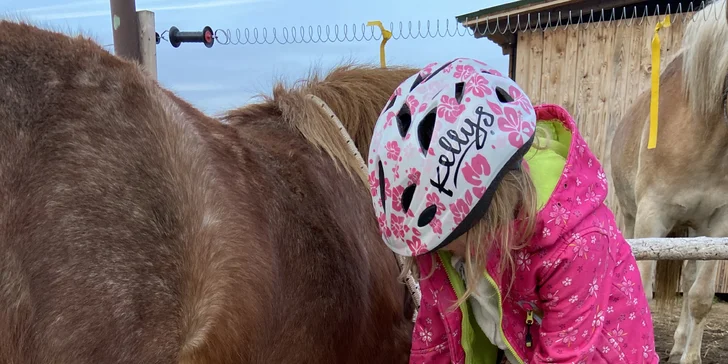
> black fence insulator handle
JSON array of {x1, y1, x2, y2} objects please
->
[{"x1": 168, "y1": 26, "x2": 215, "y2": 48}]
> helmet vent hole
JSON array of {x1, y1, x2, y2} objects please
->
[
  {"x1": 417, "y1": 205, "x2": 438, "y2": 227},
  {"x1": 396, "y1": 103, "x2": 412, "y2": 138},
  {"x1": 495, "y1": 87, "x2": 514, "y2": 103},
  {"x1": 384, "y1": 95, "x2": 397, "y2": 111},
  {"x1": 410, "y1": 74, "x2": 425, "y2": 92},
  {"x1": 455, "y1": 82, "x2": 465, "y2": 104},
  {"x1": 424, "y1": 60, "x2": 456, "y2": 82},
  {"x1": 401, "y1": 184, "x2": 416, "y2": 213},
  {"x1": 378, "y1": 160, "x2": 386, "y2": 213},
  {"x1": 417, "y1": 109, "x2": 436, "y2": 156}
]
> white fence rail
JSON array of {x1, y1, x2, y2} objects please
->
[{"x1": 627, "y1": 237, "x2": 728, "y2": 260}]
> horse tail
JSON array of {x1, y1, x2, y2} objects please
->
[{"x1": 653, "y1": 226, "x2": 690, "y2": 310}]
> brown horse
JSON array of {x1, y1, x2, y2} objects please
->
[
  {"x1": 609, "y1": 1, "x2": 728, "y2": 363},
  {"x1": 0, "y1": 19, "x2": 419, "y2": 363}
]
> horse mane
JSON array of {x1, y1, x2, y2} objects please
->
[
  {"x1": 222, "y1": 63, "x2": 418, "y2": 183},
  {"x1": 682, "y1": 0, "x2": 728, "y2": 120}
]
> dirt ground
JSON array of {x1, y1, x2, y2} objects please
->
[{"x1": 650, "y1": 296, "x2": 728, "y2": 363}]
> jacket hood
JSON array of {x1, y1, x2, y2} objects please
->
[{"x1": 525, "y1": 104, "x2": 609, "y2": 249}]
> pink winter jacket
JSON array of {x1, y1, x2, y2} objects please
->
[{"x1": 409, "y1": 104, "x2": 658, "y2": 364}]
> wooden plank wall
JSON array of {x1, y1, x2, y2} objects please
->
[
  {"x1": 515, "y1": 14, "x2": 687, "y2": 170},
  {"x1": 513, "y1": 13, "x2": 728, "y2": 293}
]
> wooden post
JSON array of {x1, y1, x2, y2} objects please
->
[
  {"x1": 508, "y1": 35, "x2": 517, "y2": 80},
  {"x1": 136, "y1": 10, "x2": 157, "y2": 79},
  {"x1": 109, "y1": 0, "x2": 141, "y2": 62}
]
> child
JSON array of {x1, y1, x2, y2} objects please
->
[{"x1": 367, "y1": 57, "x2": 658, "y2": 364}]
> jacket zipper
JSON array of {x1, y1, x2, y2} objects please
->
[
  {"x1": 482, "y1": 271, "x2": 525, "y2": 364},
  {"x1": 525, "y1": 310, "x2": 534, "y2": 349}
]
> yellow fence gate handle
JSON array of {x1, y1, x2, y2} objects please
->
[
  {"x1": 648, "y1": 15, "x2": 671, "y2": 150},
  {"x1": 367, "y1": 21, "x2": 392, "y2": 68}
]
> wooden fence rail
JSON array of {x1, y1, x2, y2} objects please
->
[{"x1": 628, "y1": 237, "x2": 728, "y2": 260}]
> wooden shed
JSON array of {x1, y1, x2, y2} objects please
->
[{"x1": 455, "y1": 0, "x2": 728, "y2": 293}]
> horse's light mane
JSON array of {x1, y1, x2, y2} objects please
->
[
  {"x1": 682, "y1": 0, "x2": 728, "y2": 120},
  {"x1": 224, "y1": 62, "x2": 418, "y2": 183}
]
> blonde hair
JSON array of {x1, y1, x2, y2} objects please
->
[{"x1": 399, "y1": 124, "x2": 551, "y2": 307}]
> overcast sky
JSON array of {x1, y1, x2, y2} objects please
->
[{"x1": 1, "y1": 0, "x2": 511, "y2": 116}]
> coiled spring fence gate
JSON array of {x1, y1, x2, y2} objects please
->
[{"x1": 152, "y1": 1, "x2": 724, "y2": 47}]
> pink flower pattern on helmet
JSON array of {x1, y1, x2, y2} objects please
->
[
  {"x1": 465, "y1": 74, "x2": 492, "y2": 97},
  {"x1": 367, "y1": 57, "x2": 536, "y2": 257},
  {"x1": 437, "y1": 95, "x2": 466, "y2": 123},
  {"x1": 461, "y1": 154, "x2": 490, "y2": 198}
]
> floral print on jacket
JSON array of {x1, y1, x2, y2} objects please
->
[{"x1": 408, "y1": 104, "x2": 658, "y2": 364}]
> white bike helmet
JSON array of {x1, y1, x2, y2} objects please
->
[{"x1": 368, "y1": 57, "x2": 537, "y2": 257}]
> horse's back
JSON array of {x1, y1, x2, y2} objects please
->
[{"x1": 0, "y1": 20, "x2": 244, "y2": 363}]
